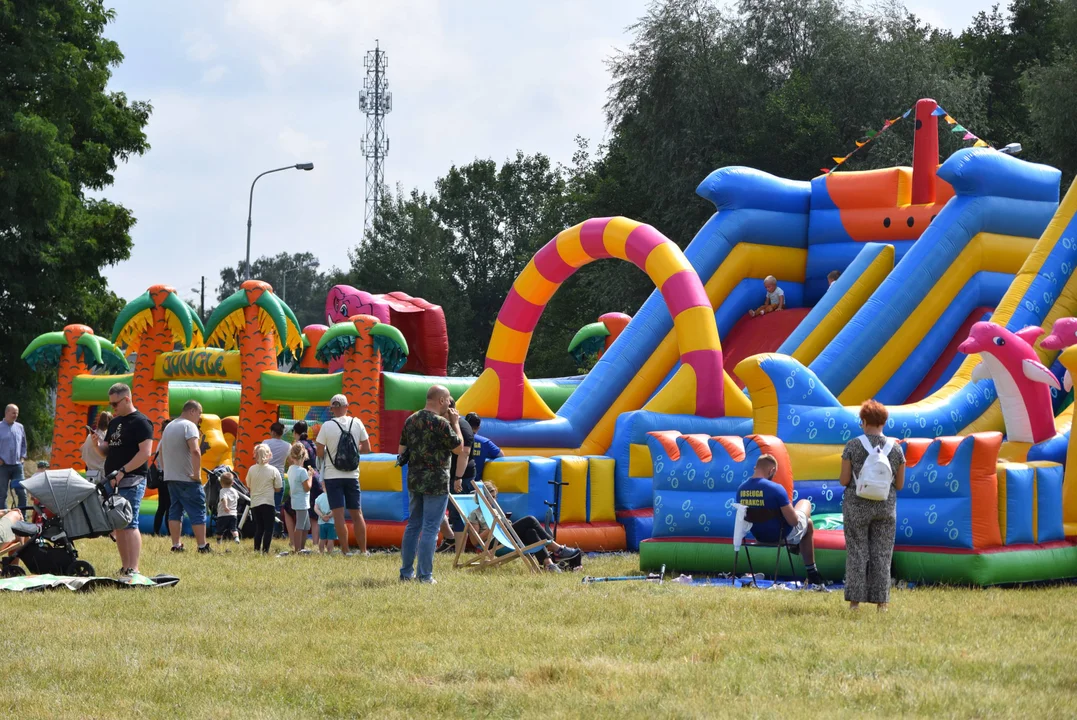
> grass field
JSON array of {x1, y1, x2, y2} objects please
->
[{"x1": 2, "y1": 536, "x2": 1076, "y2": 719}]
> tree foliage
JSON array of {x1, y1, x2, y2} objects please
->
[
  {"x1": 0, "y1": 0, "x2": 150, "y2": 448},
  {"x1": 343, "y1": 153, "x2": 583, "y2": 376},
  {"x1": 216, "y1": 252, "x2": 332, "y2": 329}
]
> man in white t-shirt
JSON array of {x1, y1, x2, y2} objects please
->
[
  {"x1": 316, "y1": 394, "x2": 371, "y2": 555},
  {"x1": 160, "y1": 400, "x2": 210, "y2": 553}
]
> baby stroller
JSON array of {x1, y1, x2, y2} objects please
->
[
  {"x1": 203, "y1": 466, "x2": 254, "y2": 539},
  {"x1": 1, "y1": 469, "x2": 129, "y2": 578}
]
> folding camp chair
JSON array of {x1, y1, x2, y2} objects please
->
[
  {"x1": 447, "y1": 493, "x2": 491, "y2": 569},
  {"x1": 731, "y1": 502, "x2": 801, "y2": 588},
  {"x1": 472, "y1": 482, "x2": 549, "y2": 573}
]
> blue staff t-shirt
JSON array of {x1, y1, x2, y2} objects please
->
[
  {"x1": 471, "y1": 434, "x2": 502, "y2": 480},
  {"x1": 736, "y1": 476, "x2": 790, "y2": 543}
]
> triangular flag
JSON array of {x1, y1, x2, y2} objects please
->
[
  {"x1": 883, "y1": 120, "x2": 893, "y2": 129},
  {"x1": 902, "y1": 108, "x2": 912, "y2": 118},
  {"x1": 974, "y1": 139, "x2": 989, "y2": 148},
  {"x1": 833, "y1": 156, "x2": 846, "y2": 164},
  {"x1": 865, "y1": 130, "x2": 877, "y2": 138},
  {"x1": 963, "y1": 132, "x2": 976, "y2": 140},
  {"x1": 951, "y1": 124, "x2": 966, "y2": 133},
  {"x1": 944, "y1": 115, "x2": 957, "y2": 125},
  {"x1": 820, "y1": 168, "x2": 830, "y2": 174},
  {"x1": 855, "y1": 140, "x2": 867, "y2": 148},
  {"x1": 931, "y1": 107, "x2": 947, "y2": 116},
  {"x1": 891, "y1": 116, "x2": 903, "y2": 124}
]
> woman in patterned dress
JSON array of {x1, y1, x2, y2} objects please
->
[{"x1": 838, "y1": 399, "x2": 906, "y2": 612}]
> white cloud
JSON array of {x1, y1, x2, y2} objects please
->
[
  {"x1": 278, "y1": 126, "x2": 328, "y2": 158},
  {"x1": 183, "y1": 29, "x2": 217, "y2": 63},
  {"x1": 202, "y1": 64, "x2": 228, "y2": 83}
]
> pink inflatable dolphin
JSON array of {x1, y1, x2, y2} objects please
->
[
  {"x1": 1040, "y1": 317, "x2": 1077, "y2": 391},
  {"x1": 958, "y1": 322, "x2": 1060, "y2": 443}
]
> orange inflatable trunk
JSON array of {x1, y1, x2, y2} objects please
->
[
  {"x1": 132, "y1": 306, "x2": 173, "y2": 443},
  {"x1": 51, "y1": 327, "x2": 90, "y2": 469},
  {"x1": 235, "y1": 305, "x2": 279, "y2": 480},
  {"x1": 342, "y1": 315, "x2": 381, "y2": 450}
]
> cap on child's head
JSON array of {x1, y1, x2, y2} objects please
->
[{"x1": 330, "y1": 394, "x2": 348, "y2": 408}]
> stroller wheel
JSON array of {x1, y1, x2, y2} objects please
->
[
  {"x1": 1, "y1": 564, "x2": 26, "y2": 578},
  {"x1": 67, "y1": 560, "x2": 95, "y2": 577}
]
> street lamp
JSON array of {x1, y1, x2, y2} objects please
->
[
  {"x1": 281, "y1": 261, "x2": 315, "y2": 304},
  {"x1": 245, "y1": 162, "x2": 315, "y2": 281}
]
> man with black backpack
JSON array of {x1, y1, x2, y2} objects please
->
[{"x1": 316, "y1": 394, "x2": 371, "y2": 555}]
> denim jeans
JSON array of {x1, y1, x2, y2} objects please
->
[
  {"x1": 0, "y1": 463, "x2": 27, "y2": 510},
  {"x1": 400, "y1": 492, "x2": 449, "y2": 582}
]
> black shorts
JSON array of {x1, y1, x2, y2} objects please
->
[{"x1": 216, "y1": 515, "x2": 237, "y2": 535}]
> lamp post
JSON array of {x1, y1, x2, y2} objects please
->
[
  {"x1": 245, "y1": 162, "x2": 314, "y2": 281},
  {"x1": 281, "y1": 262, "x2": 315, "y2": 304}
]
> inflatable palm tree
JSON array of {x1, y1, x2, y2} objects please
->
[
  {"x1": 111, "y1": 285, "x2": 205, "y2": 436},
  {"x1": 316, "y1": 315, "x2": 407, "y2": 451},
  {"x1": 22, "y1": 325, "x2": 129, "y2": 469},
  {"x1": 204, "y1": 280, "x2": 302, "y2": 476}
]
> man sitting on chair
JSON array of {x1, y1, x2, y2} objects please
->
[{"x1": 736, "y1": 454, "x2": 826, "y2": 585}]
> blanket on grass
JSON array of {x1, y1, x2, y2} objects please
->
[{"x1": 0, "y1": 573, "x2": 179, "y2": 592}]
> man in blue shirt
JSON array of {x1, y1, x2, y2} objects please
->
[
  {"x1": 736, "y1": 454, "x2": 825, "y2": 585},
  {"x1": 465, "y1": 413, "x2": 503, "y2": 480},
  {"x1": 0, "y1": 404, "x2": 28, "y2": 510}
]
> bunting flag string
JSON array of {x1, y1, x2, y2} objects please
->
[
  {"x1": 822, "y1": 102, "x2": 994, "y2": 175},
  {"x1": 820, "y1": 106, "x2": 911, "y2": 174}
]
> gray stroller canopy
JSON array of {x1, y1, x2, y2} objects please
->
[{"x1": 22, "y1": 469, "x2": 99, "y2": 516}]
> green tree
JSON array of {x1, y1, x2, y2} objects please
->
[
  {"x1": 346, "y1": 153, "x2": 584, "y2": 377},
  {"x1": 0, "y1": 1, "x2": 150, "y2": 449},
  {"x1": 216, "y1": 252, "x2": 331, "y2": 329}
]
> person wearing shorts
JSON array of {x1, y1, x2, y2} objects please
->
[
  {"x1": 735, "y1": 454, "x2": 825, "y2": 586},
  {"x1": 160, "y1": 400, "x2": 211, "y2": 554},
  {"x1": 216, "y1": 471, "x2": 240, "y2": 543},
  {"x1": 315, "y1": 394, "x2": 370, "y2": 555},
  {"x1": 101, "y1": 383, "x2": 154, "y2": 578},
  {"x1": 285, "y1": 442, "x2": 313, "y2": 554},
  {"x1": 314, "y1": 492, "x2": 337, "y2": 553}
]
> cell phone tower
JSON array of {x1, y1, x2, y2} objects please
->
[{"x1": 359, "y1": 40, "x2": 391, "y2": 236}]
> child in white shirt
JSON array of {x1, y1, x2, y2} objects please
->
[
  {"x1": 749, "y1": 275, "x2": 785, "y2": 317},
  {"x1": 314, "y1": 492, "x2": 337, "y2": 554},
  {"x1": 215, "y1": 471, "x2": 240, "y2": 544},
  {"x1": 286, "y1": 442, "x2": 313, "y2": 554}
]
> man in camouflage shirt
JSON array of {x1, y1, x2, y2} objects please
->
[{"x1": 397, "y1": 385, "x2": 464, "y2": 583}]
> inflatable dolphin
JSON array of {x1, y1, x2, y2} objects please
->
[
  {"x1": 1041, "y1": 317, "x2": 1077, "y2": 391},
  {"x1": 958, "y1": 322, "x2": 1060, "y2": 443}
]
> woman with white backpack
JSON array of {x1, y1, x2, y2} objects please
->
[{"x1": 838, "y1": 400, "x2": 906, "y2": 612}]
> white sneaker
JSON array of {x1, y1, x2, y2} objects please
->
[
  {"x1": 344, "y1": 551, "x2": 359, "y2": 557},
  {"x1": 276, "y1": 551, "x2": 290, "y2": 557},
  {"x1": 297, "y1": 549, "x2": 313, "y2": 555}
]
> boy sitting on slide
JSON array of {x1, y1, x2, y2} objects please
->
[{"x1": 749, "y1": 275, "x2": 785, "y2": 317}]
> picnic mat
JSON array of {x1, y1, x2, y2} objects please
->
[
  {"x1": 672, "y1": 575, "x2": 842, "y2": 591},
  {"x1": 0, "y1": 573, "x2": 179, "y2": 592}
]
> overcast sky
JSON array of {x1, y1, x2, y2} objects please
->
[{"x1": 101, "y1": 0, "x2": 999, "y2": 304}]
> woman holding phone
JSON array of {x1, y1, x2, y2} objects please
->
[{"x1": 80, "y1": 411, "x2": 112, "y2": 481}]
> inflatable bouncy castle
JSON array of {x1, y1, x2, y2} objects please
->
[{"x1": 22, "y1": 98, "x2": 1077, "y2": 582}]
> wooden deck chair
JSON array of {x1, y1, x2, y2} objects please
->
[
  {"x1": 447, "y1": 493, "x2": 491, "y2": 569},
  {"x1": 473, "y1": 481, "x2": 548, "y2": 573}
]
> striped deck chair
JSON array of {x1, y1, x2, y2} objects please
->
[
  {"x1": 447, "y1": 493, "x2": 489, "y2": 569},
  {"x1": 472, "y1": 481, "x2": 548, "y2": 573}
]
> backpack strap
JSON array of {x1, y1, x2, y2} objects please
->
[
  {"x1": 880, "y1": 437, "x2": 896, "y2": 456},
  {"x1": 857, "y1": 435, "x2": 873, "y2": 454}
]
